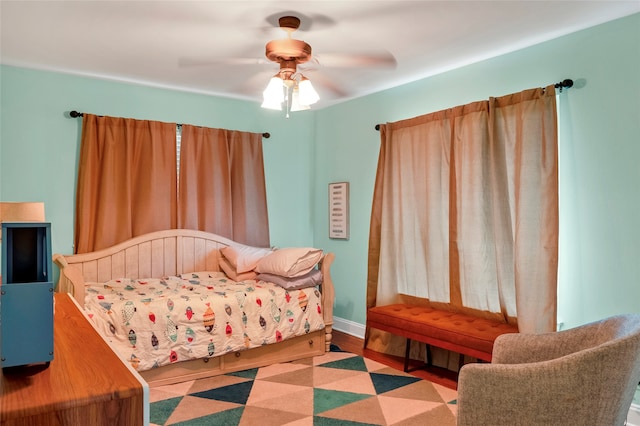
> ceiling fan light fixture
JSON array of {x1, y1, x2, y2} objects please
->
[
  {"x1": 260, "y1": 16, "x2": 323, "y2": 114},
  {"x1": 261, "y1": 75, "x2": 285, "y2": 109},
  {"x1": 290, "y1": 87, "x2": 311, "y2": 112},
  {"x1": 298, "y1": 76, "x2": 319, "y2": 106},
  {"x1": 261, "y1": 98, "x2": 283, "y2": 110}
]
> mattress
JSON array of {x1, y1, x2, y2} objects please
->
[{"x1": 84, "y1": 271, "x2": 325, "y2": 371}]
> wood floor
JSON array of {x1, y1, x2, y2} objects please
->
[{"x1": 331, "y1": 329, "x2": 458, "y2": 390}]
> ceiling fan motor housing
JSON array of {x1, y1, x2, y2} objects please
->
[
  {"x1": 265, "y1": 39, "x2": 312, "y2": 64},
  {"x1": 265, "y1": 15, "x2": 312, "y2": 79},
  {"x1": 278, "y1": 16, "x2": 301, "y2": 32}
]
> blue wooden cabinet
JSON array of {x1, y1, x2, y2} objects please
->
[{"x1": 1, "y1": 222, "x2": 54, "y2": 368}]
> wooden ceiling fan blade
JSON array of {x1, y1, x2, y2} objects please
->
[
  {"x1": 178, "y1": 56, "x2": 270, "y2": 67},
  {"x1": 234, "y1": 69, "x2": 279, "y2": 97},
  {"x1": 306, "y1": 72, "x2": 350, "y2": 99},
  {"x1": 312, "y1": 51, "x2": 397, "y2": 69}
]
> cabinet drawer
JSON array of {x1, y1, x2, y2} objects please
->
[{"x1": 223, "y1": 330, "x2": 325, "y2": 371}]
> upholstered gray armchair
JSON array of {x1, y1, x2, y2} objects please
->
[{"x1": 457, "y1": 314, "x2": 640, "y2": 426}]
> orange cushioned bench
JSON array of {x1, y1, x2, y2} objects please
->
[{"x1": 367, "y1": 304, "x2": 518, "y2": 372}]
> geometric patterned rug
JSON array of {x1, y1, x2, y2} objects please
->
[{"x1": 149, "y1": 347, "x2": 458, "y2": 425}]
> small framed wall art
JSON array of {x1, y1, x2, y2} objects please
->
[{"x1": 329, "y1": 182, "x2": 349, "y2": 240}]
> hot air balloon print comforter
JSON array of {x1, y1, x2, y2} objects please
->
[{"x1": 83, "y1": 271, "x2": 325, "y2": 372}]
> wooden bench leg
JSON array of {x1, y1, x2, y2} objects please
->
[
  {"x1": 405, "y1": 340, "x2": 434, "y2": 373},
  {"x1": 404, "y1": 338, "x2": 411, "y2": 372}
]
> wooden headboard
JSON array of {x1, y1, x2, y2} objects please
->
[{"x1": 53, "y1": 229, "x2": 237, "y2": 302}]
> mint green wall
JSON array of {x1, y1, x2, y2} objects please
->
[
  {"x1": 2, "y1": 14, "x2": 639, "y2": 332},
  {"x1": 0, "y1": 66, "x2": 317, "y2": 259},
  {"x1": 314, "y1": 13, "x2": 640, "y2": 330}
]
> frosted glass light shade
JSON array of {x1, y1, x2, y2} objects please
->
[
  {"x1": 261, "y1": 99, "x2": 283, "y2": 110},
  {"x1": 298, "y1": 78, "x2": 319, "y2": 106},
  {"x1": 261, "y1": 76, "x2": 284, "y2": 110},
  {"x1": 290, "y1": 88, "x2": 311, "y2": 111}
]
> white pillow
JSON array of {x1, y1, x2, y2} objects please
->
[
  {"x1": 220, "y1": 244, "x2": 273, "y2": 273},
  {"x1": 255, "y1": 247, "x2": 323, "y2": 278},
  {"x1": 219, "y1": 256, "x2": 257, "y2": 282}
]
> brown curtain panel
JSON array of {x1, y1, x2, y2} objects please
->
[
  {"x1": 367, "y1": 85, "x2": 558, "y2": 358},
  {"x1": 75, "y1": 114, "x2": 177, "y2": 253},
  {"x1": 178, "y1": 125, "x2": 269, "y2": 247}
]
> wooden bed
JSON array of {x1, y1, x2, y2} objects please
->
[{"x1": 53, "y1": 229, "x2": 335, "y2": 387}]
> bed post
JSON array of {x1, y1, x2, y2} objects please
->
[
  {"x1": 53, "y1": 253, "x2": 87, "y2": 302},
  {"x1": 320, "y1": 252, "x2": 335, "y2": 352}
]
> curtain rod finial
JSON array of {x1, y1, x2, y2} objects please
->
[
  {"x1": 562, "y1": 79, "x2": 574, "y2": 88},
  {"x1": 555, "y1": 79, "x2": 574, "y2": 89}
]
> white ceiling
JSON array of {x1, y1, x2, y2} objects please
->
[{"x1": 2, "y1": 1, "x2": 639, "y2": 109}]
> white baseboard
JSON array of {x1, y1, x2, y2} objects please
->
[
  {"x1": 628, "y1": 403, "x2": 640, "y2": 426},
  {"x1": 332, "y1": 316, "x2": 365, "y2": 340}
]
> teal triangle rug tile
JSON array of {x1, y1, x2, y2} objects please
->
[
  {"x1": 313, "y1": 387, "x2": 372, "y2": 415},
  {"x1": 317, "y1": 354, "x2": 369, "y2": 372},
  {"x1": 329, "y1": 343, "x2": 345, "y2": 352},
  {"x1": 150, "y1": 396, "x2": 183, "y2": 425},
  {"x1": 226, "y1": 367, "x2": 259, "y2": 380},
  {"x1": 190, "y1": 380, "x2": 254, "y2": 405},
  {"x1": 369, "y1": 372, "x2": 422, "y2": 394},
  {"x1": 313, "y1": 416, "x2": 380, "y2": 426},
  {"x1": 168, "y1": 406, "x2": 244, "y2": 426}
]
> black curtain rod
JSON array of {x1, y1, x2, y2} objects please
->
[
  {"x1": 69, "y1": 111, "x2": 271, "y2": 138},
  {"x1": 374, "y1": 78, "x2": 574, "y2": 131}
]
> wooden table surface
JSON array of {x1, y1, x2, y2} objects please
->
[{"x1": 1, "y1": 292, "x2": 147, "y2": 425}]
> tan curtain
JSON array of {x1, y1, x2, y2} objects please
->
[
  {"x1": 75, "y1": 114, "x2": 177, "y2": 253},
  {"x1": 489, "y1": 88, "x2": 559, "y2": 333},
  {"x1": 367, "y1": 85, "x2": 558, "y2": 356},
  {"x1": 178, "y1": 125, "x2": 269, "y2": 247}
]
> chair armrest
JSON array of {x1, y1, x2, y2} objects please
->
[
  {"x1": 492, "y1": 321, "x2": 605, "y2": 364},
  {"x1": 457, "y1": 362, "x2": 583, "y2": 425}
]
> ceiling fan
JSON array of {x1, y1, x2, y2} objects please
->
[
  {"x1": 180, "y1": 14, "x2": 396, "y2": 115},
  {"x1": 260, "y1": 15, "x2": 397, "y2": 115},
  {"x1": 260, "y1": 15, "x2": 319, "y2": 113}
]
